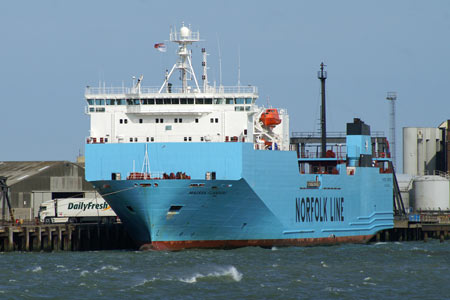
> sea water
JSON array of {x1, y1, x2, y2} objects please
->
[{"x1": 0, "y1": 241, "x2": 449, "y2": 300}]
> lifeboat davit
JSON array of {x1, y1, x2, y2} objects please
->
[{"x1": 260, "y1": 109, "x2": 281, "y2": 128}]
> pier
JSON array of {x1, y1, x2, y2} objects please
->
[
  {"x1": 375, "y1": 216, "x2": 450, "y2": 243},
  {"x1": 0, "y1": 223, "x2": 136, "y2": 252}
]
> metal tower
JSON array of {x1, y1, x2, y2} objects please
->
[
  {"x1": 159, "y1": 24, "x2": 201, "y2": 93},
  {"x1": 386, "y1": 92, "x2": 397, "y2": 168},
  {"x1": 318, "y1": 62, "x2": 327, "y2": 158}
]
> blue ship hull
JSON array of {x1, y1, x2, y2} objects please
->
[{"x1": 87, "y1": 142, "x2": 394, "y2": 250}]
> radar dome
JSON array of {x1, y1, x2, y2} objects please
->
[{"x1": 180, "y1": 26, "x2": 190, "y2": 38}]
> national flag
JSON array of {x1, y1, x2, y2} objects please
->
[{"x1": 154, "y1": 43, "x2": 167, "y2": 52}]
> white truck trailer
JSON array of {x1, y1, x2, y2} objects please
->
[{"x1": 38, "y1": 198, "x2": 117, "y2": 224}]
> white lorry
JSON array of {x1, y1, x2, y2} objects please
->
[{"x1": 38, "y1": 198, "x2": 117, "y2": 224}]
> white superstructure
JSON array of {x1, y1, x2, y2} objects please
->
[{"x1": 85, "y1": 24, "x2": 289, "y2": 151}]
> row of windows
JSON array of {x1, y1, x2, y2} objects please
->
[
  {"x1": 119, "y1": 118, "x2": 220, "y2": 124},
  {"x1": 87, "y1": 98, "x2": 254, "y2": 106},
  {"x1": 129, "y1": 137, "x2": 156, "y2": 142}
]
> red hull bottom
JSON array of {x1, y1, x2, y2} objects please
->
[{"x1": 139, "y1": 234, "x2": 374, "y2": 251}]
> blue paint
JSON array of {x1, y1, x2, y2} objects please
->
[{"x1": 87, "y1": 141, "x2": 394, "y2": 246}]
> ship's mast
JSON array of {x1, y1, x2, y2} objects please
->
[
  {"x1": 158, "y1": 24, "x2": 201, "y2": 93},
  {"x1": 318, "y1": 62, "x2": 327, "y2": 158}
]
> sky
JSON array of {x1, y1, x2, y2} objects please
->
[{"x1": 1, "y1": 0, "x2": 449, "y2": 171}]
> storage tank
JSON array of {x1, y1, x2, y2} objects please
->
[{"x1": 413, "y1": 175, "x2": 450, "y2": 211}]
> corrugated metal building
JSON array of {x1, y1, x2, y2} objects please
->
[{"x1": 0, "y1": 161, "x2": 97, "y2": 221}]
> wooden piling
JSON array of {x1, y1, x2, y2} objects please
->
[
  {"x1": 7, "y1": 227, "x2": 14, "y2": 251},
  {"x1": 24, "y1": 227, "x2": 30, "y2": 251}
]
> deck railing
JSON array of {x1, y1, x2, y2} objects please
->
[{"x1": 85, "y1": 85, "x2": 257, "y2": 96}]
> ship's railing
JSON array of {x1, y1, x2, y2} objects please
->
[
  {"x1": 298, "y1": 152, "x2": 347, "y2": 159},
  {"x1": 291, "y1": 131, "x2": 385, "y2": 138},
  {"x1": 85, "y1": 85, "x2": 257, "y2": 95}
]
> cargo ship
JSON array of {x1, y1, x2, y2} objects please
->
[{"x1": 84, "y1": 24, "x2": 394, "y2": 250}]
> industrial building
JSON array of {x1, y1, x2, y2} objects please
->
[
  {"x1": 401, "y1": 120, "x2": 450, "y2": 213},
  {"x1": 0, "y1": 160, "x2": 98, "y2": 222}
]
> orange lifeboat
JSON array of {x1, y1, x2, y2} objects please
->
[{"x1": 260, "y1": 109, "x2": 281, "y2": 128}]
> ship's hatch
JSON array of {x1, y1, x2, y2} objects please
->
[{"x1": 167, "y1": 205, "x2": 183, "y2": 219}]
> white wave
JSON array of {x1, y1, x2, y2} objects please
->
[
  {"x1": 9, "y1": 279, "x2": 16, "y2": 282},
  {"x1": 94, "y1": 265, "x2": 119, "y2": 273},
  {"x1": 80, "y1": 270, "x2": 89, "y2": 277},
  {"x1": 179, "y1": 266, "x2": 242, "y2": 283},
  {"x1": 133, "y1": 278, "x2": 157, "y2": 288},
  {"x1": 56, "y1": 265, "x2": 65, "y2": 268},
  {"x1": 325, "y1": 287, "x2": 344, "y2": 292},
  {"x1": 30, "y1": 266, "x2": 42, "y2": 273},
  {"x1": 321, "y1": 261, "x2": 328, "y2": 268},
  {"x1": 374, "y1": 242, "x2": 388, "y2": 246},
  {"x1": 271, "y1": 246, "x2": 278, "y2": 251},
  {"x1": 364, "y1": 277, "x2": 371, "y2": 281}
]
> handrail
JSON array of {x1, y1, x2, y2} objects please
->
[
  {"x1": 291, "y1": 131, "x2": 385, "y2": 138},
  {"x1": 85, "y1": 85, "x2": 258, "y2": 95}
]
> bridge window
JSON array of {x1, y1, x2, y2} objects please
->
[
  {"x1": 195, "y1": 98, "x2": 204, "y2": 104},
  {"x1": 127, "y1": 99, "x2": 133, "y2": 105},
  {"x1": 187, "y1": 98, "x2": 194, "y2": 104},
  {"x1": 235, "y1": 98, "x2": 245, "y2": 104},
  {"x1": 226, "y1": 98, "x2": 234, "y2": 104},
  {"x1": 156, "y1": 99, "x2": 163, "y2": 105},
  {"x1": 95, "y1": 107, "x2": 105, "y2": 112},
  {"x1": 245, "y1": 98, "x2": 252, "y2": 104},
  {"x1": 116, "y1": 99, "x2": 125, "y2": 105},
  {"x1": 133, "y1": 99, "x2": 140, "y2": 105},
  {"x1": 166, "y1": 125, "x2": 172, "y2": 130},
  {"x1": 205, "y1": 98, "x2": 212, "y2": 104},
  {"x1": 215, "y1": 98, "x2": 225, "y2": 104},
  {"x1": 180, "y1": 98, "x2": 187, "y2": 104},
  {"x1": 164, "y1": 99, "x2": 171, "y2": 104},
  {"x1": 87, "y1": 99, "x2": 94, "y2": 105},
  {"x1": 172, "y1": 98, "x2": 180, "y2": 104},
  {"x1": 106, "y1": 99, "x2": 115, "y2": 105},
  {"x1": 95, "y1": 99, "x2": 105, "y2": 105}
]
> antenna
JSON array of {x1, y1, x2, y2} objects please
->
[
  {"x1": 158, "y1": 23, "x2": 201, "y2": 93},
  {"x1": 317, "y1": 62, "x2": 328, "y2": 158},
  {"x1": 216, "y1": 33, "x2": 222, "y2": 87},
  {"x1": 237, "y1": 44, "x2": 241, "y2": 88},
  {"x1": 386, "y1": 92, "x2": 397, "y2": 169}
]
